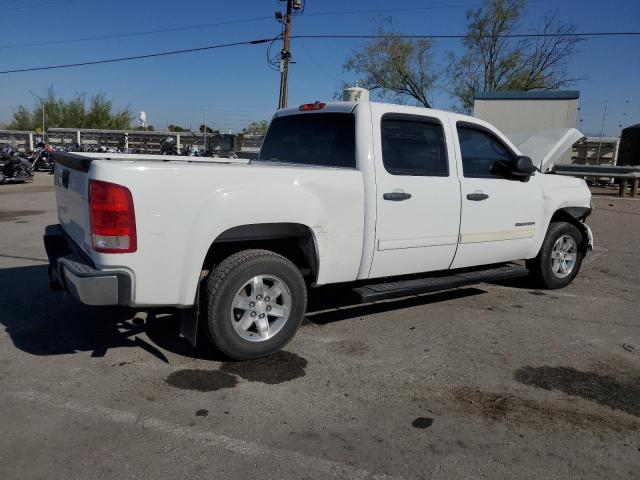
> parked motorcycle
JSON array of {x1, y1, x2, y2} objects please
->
[
  {"x1": 160, "y1": 137, "x2": 178, "y2": 155},
  {"x1": 0, "y1": 144, "x2": 33, "y2": 184}
]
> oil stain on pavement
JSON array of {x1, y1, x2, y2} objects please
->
[
  {"x1": 514, "y1": 366, "x2": 640, "y2": 417},
  {"x1": 220, "y1": 351, "x2": 307, "y2": 384},
  {"x1": 451, "y1": 386, "x2": 640, "y2": 432},
  {"x1": 165, "y1": 351, "x2": 307, "y2": 391},
  {"x1": 165, "y1": 369, "x2": 238, "y2": 392},
  {"x1": 412, "y1": 417, "x2": 434, "y2": 429}
]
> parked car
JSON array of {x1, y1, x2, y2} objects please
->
[{"x1": 44, "y1": 101, "x2": 592, "y2": 359}]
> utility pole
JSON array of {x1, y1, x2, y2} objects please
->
[
  {"x1": 596, "y1": 101, "x2": 608, "y2": 165},
  {"x1": 203, "y1": 105, "x2": 207, "y2": 153},
  {"x1": 42, "y1": 102, "x2": 45, "y2": 144},
  {"x1": 277, "y1": 0, "x2": 302, "y2": 109}
]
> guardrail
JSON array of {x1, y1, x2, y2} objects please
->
[{"x1": 553, "y1": 164, "x2": 640, "y2": 197}]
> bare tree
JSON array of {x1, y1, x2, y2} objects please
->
[
  {"x1": 508, "y1": 15, "x2": 583, "y2": 91},
  {"x1": 447, "y1": 0, "x2": 583, "y2": 112},
  {"x1": 343, "y1": 20, "x2": 437, "y2": 108}
]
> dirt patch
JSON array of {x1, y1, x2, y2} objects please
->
[
  {"x1": 515, "y1": 366, "x2": 640, "y2": 417},
  {"x1": 165, "y1": 369, "x2": 238, "y2": 392},
  {"x1": 0, "y1": 210, "x2": 45, "y2": 222},
  {"x1": 450, "y1": 386, "x2": 640, "y2": 432},
  {"x1": 220, "y1": 351, "x2": 307, "y2": 384}
]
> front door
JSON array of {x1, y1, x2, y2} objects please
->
[
  {"x1": 451, "y1": 122, "x2": 543, "y2": 269},
  {"x1": 369, "y1": 106, "x2": 461, "y2": 278}
]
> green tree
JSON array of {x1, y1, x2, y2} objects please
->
[
  {"x1": 8, "y1": 87, "x2": 132, "y2": 130},
  {"x1": 168, "y1": 124, "x2": 189, "y2": 132},
  {"x1": 9, "y1": 106, "x2": 32, "y2": 130},
  {"x1": 343, "y1": 19, "x2": 437, "y2": 107},
  {"x1": 242, "y1": 120, "x2": 269, "y2": 136},
  {"x1": 447, "y1": 0, "x2": 582, "y2": 112},
  {"x1": 199, "y1": 124, "x2": 214, "y2": 133}
]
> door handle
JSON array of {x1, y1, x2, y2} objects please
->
[
  {"x1": 383, "y1": 191, "x2": 412, "y2": 201},
  {"x1": 466, "y1": 192, "x2": 489, "y2": 201}
]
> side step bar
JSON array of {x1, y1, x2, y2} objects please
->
[{"x1": 353, "y1": 264, "x2": 529, "y2": 302}]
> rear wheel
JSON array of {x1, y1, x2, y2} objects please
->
[
  {"x1": 204, "y1": 249, "x2": 307, "y2": 360},
  {"x1": 527, "y1": 221, "x2": 584, "y2": 289}
]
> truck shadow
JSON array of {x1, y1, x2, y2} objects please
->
[
  {"x1": 0, "y1": 264, "x2": 198, "y2": 362},
  {"x1": 0, "y1": 264, "x2": 487, "y2": 362}
]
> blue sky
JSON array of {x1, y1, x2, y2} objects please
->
[{"x1": 0, "y1": 0, "x2": 638, "y2": 135}]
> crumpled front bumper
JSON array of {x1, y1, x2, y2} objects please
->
[
  {"x1": 583, "y1": 223, "x2": 594, "y2": 250},
  {"x1": 43, "y1": 224, "x2": 132, "y2": 306}
]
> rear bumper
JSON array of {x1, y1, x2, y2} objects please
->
[{"x1": 43, "y1": 224, "x2": 132, "y2": 306}]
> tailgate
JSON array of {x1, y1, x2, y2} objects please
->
[{"x1": 53, "y1": 153, "x2": 94, "y2": 253}]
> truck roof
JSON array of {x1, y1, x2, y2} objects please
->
[{"x1": 276, "y1": 100, "x2": 470, "y2": 121}]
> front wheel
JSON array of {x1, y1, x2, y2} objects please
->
[
  {"x1": 204, "y1": 249, "x2": 307, "y2": 360},
  {"x1": 527, "y1": 221, "x2": 584, "y2": 289}
]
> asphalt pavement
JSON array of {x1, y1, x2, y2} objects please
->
[{"x1": 0, "y1": 174, "x2": 638, "y2": 479}]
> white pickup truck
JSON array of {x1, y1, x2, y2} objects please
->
[{"x1": 45, "y1": 101, "x2": 593, "y2": 359}]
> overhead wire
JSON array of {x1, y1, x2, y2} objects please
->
[
  {"x1": 0, "y1": 16, "x2": 273, "y2": 50},
  {"x1": 2, "y1": 30, "x2": 639, "y2": 74},
  {"x1": 293, "y1": 32, "x2": 640, "y2": 40},
  {"x1": 0, "y1": 2, "x2": 488, "y2": 50},
  {"x1": 0, "y1": 37, "x2": 276, "y2": 74},
  {"x1": 0, "y1": 0, "x2": 77, "y2": 12}
]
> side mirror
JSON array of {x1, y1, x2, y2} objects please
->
[
  {"x1": 513, "y1": 156, "x2": 536, "y2": 177},
  {"x1": 491, "y1": 156, "x2": 536, "y2": 182}
]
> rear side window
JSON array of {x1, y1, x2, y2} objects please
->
[
  {"x1": 381, "y1": 116, "x2": 448, "y2": 176},
  {"x1": 457, "y1": 125, "x2": 514, "y2": 177},
  {"x1": 259, "y1": 113, "x2": 355, "y2": 168}
]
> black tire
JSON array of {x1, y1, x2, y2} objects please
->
[
  {"x1": 204, "y1": 249, "x2": 307, "y2": 360},
  {"x1": 527, "y1": 221, "x2": 584, "y2": 289}
]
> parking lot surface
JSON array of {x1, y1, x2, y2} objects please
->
[{"x1": 0, "y1": 174, "x2": 639, "y2": 479}]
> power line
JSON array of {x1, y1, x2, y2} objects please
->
[
  {"x1": 302, "y1": 2, "x2": 485, "y2": 17},
  {"x1": 0, "y1": 38, "x2": 275, "y2": 74},
  {"x1": 0, "y1": 1, "x2": 598, "y2": 50},
  {"x1": 1, "y1": 30, "x2": 638, "y2": 75},
  {"x1": 0, "y1": 2, "x2": 491, "y2": 50},
  {"x1": 293, "y1": 32, "x2": 640, "y2": 40},
  {"x1": 0, "y1": 16, "x2": 273, "y2": 50},
  {"x1": 0, "y1": 0, "x2": 76, "y2": 12}
]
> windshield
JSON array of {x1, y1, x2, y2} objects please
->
[{"x1": 259, "y1": 113, "x2": 356, "y2": 168}]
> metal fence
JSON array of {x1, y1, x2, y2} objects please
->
[{"x1": 0, "y1": 128, "x2": 250, "y2": 155}]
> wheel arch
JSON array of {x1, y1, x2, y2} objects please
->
[
  {"x1": 548, "y1": 207, "x2": 592, "y2": 254},
  {"x1": 202, "y1": 222, "x2": 320, "y2": 282}
]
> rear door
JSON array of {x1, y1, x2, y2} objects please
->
[
  {"x1": 450, "y1": 120, "x2": 543, "y2": 269},
  {"x1": 369, "y1": 106, "x2": 461, "y2": 278}
]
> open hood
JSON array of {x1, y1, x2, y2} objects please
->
[{"x1": 506, "y1": 128, "x2": 584, "y2": 172}]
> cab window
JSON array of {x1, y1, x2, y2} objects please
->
[
  {"x1": 457, "y1": 125, "x2": 514, "y2": 178},
  {"x1": 259, "y1": 113, "x2": 355, "y2": 168},
  {"x1": 381, "y1": 115, "x2": 448, "y2": 177}
]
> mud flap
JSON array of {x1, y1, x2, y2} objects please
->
[{"x1": 179, "y1": 286, "x2": 200, "y2": 347}]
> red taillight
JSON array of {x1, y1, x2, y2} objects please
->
[
  {"x1": 89, "y1": 180, "x2": 137, "y2": 253},
  {"x1": 299, "y1": 101, "x2": 326, "y2": 111}
]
